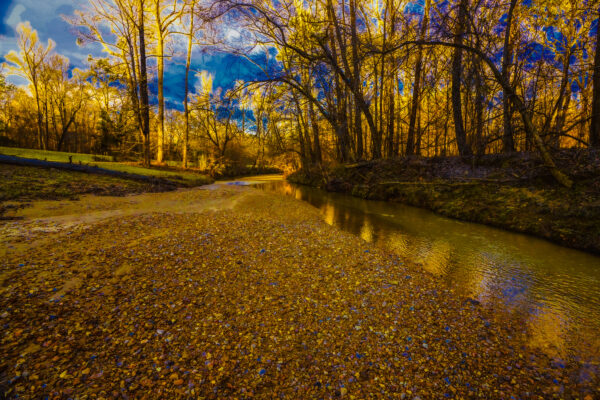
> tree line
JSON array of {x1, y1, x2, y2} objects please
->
[
  {"x1": 1, "y1": 0, "x2": 600, "y2": 185},
  {"x1": 1, "y1": 0, "x2": 273, "y2": 171},
  {"x1": 218, "y1": 0, "x2": 600, "y2": 186}
]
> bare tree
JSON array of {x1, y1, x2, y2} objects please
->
[
  {"x1": 151, "y1": 0, "x2": 182, "y2": 163},
  {"x1": 501, "y1": 0, "x2": 518, "y2": 152},
  {"x1": 4, "y1": 22, "x2": 55, "y2": 149},
  {"x1": 450, "y1": 0, "x2": 472, "y2": 157},
  {"x1": 182, "y1": 0, "x2": 199, "y2": 168},
  {"x1": 406, "y1": 0, "x2": 431, "y2": 156}
]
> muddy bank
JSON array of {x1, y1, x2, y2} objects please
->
[
  {"x1": 1, "y1": 185, "x2": 598, "y2": 398},
  {"x1": 288, "y1": 151, "x2": 600, "y2": 254}
]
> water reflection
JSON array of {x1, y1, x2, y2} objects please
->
[{"x1": 256, "y1": 180, "x2": 600, "y2": 360}]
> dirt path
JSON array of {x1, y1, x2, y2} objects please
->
[
  {"x1": 1, "y1": 185, "x2": 248, "y2": 256},
  {"x1": 0, "y1": 185, "x2": 597, "y2": 398}
]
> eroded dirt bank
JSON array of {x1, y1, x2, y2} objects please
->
[{"x1": 289, "y1": 151, "x2": 600, "y2": 253}]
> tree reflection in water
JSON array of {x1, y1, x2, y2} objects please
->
[{"x1": 255, "y1": 179, "x2": 600, "y2": 361}]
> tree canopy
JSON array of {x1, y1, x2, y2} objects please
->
[{"x1": 1, "y1": 0, "x2": 599, "y2": 184}]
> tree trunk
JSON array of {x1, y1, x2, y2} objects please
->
[
  {"x1": 406, "y1": 0, "x2": 430, "y2": 156},
  {"x1": 329, "y1": 26, "x2": 349, "y2": 162},
  {"x1": 386, "y1": 5, "x2": 396, "y2": 158},
  {"x1": 350, "y1": 0, "x2": 363, "y2": 160},
  {"x1": 590, "y1": 10, "x2": 600, "y2": 148},
  {"x1": 338, "y1": 92, "x2": 350, "y2": 161},
  {"x1": 451, "y1": 0, "x2": 472, "y2": 157},
  {"x1": 122, "y1": 44, "x2": 142, "y2": 145},
  {"x1": 155, "y1": 2, "x2": 165, "y2": 163},
  {"x1": 372, "y1": 9, "x2": 386, "y2": 159},
  {"x1": 474, "y1": 62, "x2": 485, "y2": 155},
  {"x1": 292, "y1": 91, "x2": 313, "y2": 164},
  {"x1": 309, "y1": 101, "x2": 322, "y2": 164},
  {"x1": 386, "y1": 92, "x2": 395, "y2": 158},
  {"x1": 138, "y1": 1, "x2": 151, "y2": 167},
  {"x1": 43, "y1": 83, "x2": 49, "y2": 150},
  {"x1": 183, "y1": 2, "x2": 195, "y2": 169},
  {"x1": 501, "y1": 0, "x2": 517, "y2": 152},
  {"x1": 33, "y1": 79, "x2": 44, "y2": 150}
]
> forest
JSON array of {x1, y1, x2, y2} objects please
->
[{"x1": 0, "y1": 0, "x2": 598, "y2": 186}]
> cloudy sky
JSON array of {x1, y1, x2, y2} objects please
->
[{"x1": 0, "y1": 0, "x2": 262, "y2": 109}]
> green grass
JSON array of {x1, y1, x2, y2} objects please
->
[
  {"x1": 94, "y1": 162, "x2": 213, "y2": 185},
  {"x1": 0, "y1": 164, "x2": 169, "y2": 207},
  {"x1": 0, "y1": 146, "x2": 213, "y2": 186},
  {"x1": 0, "y1": 146, "x2": 112, "y2": 163}
]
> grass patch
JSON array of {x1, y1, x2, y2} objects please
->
[
  {"x1": 0, "y1": 147, "x2": 213, "y2": 186},
  {"x1": 0, "y1": 146, "x2": 112, "y2": 163},
  {"x1": 0, "y1": 164, "x2": 177, "y2": 217},
  {"x1": 93, "y1": 162, "x2": 213, "y2": 186}
]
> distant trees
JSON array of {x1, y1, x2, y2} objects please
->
[
  {"x1": 4, "y1": 22, "x2": 55, "y2": 150},
  {"x1": 216, "y1": 0, "x2": 600, "y2": 186},
  {"x1": 0, "y1": 73, "x2": 16, "y2": 143},
  {"x1": 44, "y1": 55, "x2": 88, "y2": 151},
  {"x1": 2, "y1": 0, "x2": 600, "y2": 182},
  {"x1": 69, "y1": 0, "x2": 153, "y2": 164},
  {"x1": 191, "y1": 71, "x2": 240, "y2": 159}
]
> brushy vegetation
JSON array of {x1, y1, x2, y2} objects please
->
[{"x1": 289, "y1": 150, "x2": 600, "y2": 253}]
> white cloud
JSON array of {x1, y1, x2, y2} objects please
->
[
  {"x1": 226, "y1": 29, "x2": 241, "y2": 42},
  {"x1": 62, "y1": 49, "x2": 89, "y2": 63},
  {"x1": 0, "y1": 34, "x2": 16, "y2": 55},
  {"x1": 14, "y1": 0, "x2": 81, "y2": 15},
  {"x1": 5, "y1": 4, "x2": 25, "y2": 29}
]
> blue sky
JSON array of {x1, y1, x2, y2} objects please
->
[
  {"x1": 0, "y1": 0, "x2": 262, "y2": 109},
  {"x1": 2, "y1": 0, "x2": 596, "y2": 104}
]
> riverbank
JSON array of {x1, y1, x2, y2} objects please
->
[
  {"x1": 288, "y1": 150, "x2": 600, "y2": 254},
  {"x1": 0, "y1": 163, "x2": 213, "y2": 219},
  {"x1": 1, "y1": 184, "x2": 598, "y2": 398},
  {"x1": 0, "y1": 162, "x2": 278, "y2": 219}
]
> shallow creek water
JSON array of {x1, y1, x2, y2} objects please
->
[{"x1": 247, "y1": 177, "x2": 600, "y2": 361}]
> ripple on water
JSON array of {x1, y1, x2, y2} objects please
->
[{"x1": 257, "y1": 180, "x2": 600, "y2": 362}]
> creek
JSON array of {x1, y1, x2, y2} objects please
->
[{"x1": 250, "y1": 177, "x2": 600, "y2": 360}]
